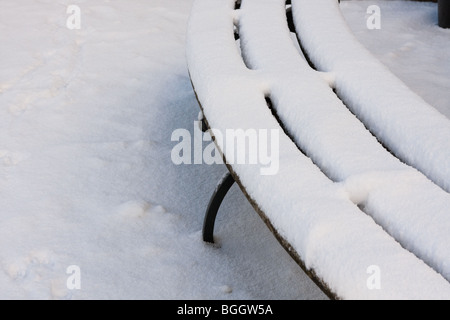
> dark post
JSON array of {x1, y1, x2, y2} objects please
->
[{"x1": 439, "y1": 0, "x2": 450, "y2": 28}]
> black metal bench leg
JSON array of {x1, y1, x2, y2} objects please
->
[
  {"x1": 203, "y1": 171, "x2": 236, "y2": 243},
  {"x1": 439, "y1": 0, "x2": 450, "y2": 28}
]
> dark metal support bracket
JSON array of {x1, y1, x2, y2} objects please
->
[
  {"x1": 202, "y1": 172, "x2": 236, "y2": 243},
  {"x1": 199, "y1": 112, "x2": 236, "y2": 243}
]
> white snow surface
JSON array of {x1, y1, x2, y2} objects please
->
[
  {"x1": 1, "y1": 0, "x2": 449, "y2": 300},
  {"x1": 292, "y1": 0, "x2": 450, "y2": 193},
  {"x1": 187, "y1": 0, "x2": 450, "y2": 299},
  {"x1": 341, "y1": 0, "x2": 450, "y2": 120},
  {"x1": 235, "y1": 0, "x2": 450, "y2": 285},
  {"x1": 0, "y1": 0, "x2": 326, "y2": 299}
]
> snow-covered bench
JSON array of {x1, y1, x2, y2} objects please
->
[{"x1": 187, "y1": 0, "x2": 450, "y2": 299}]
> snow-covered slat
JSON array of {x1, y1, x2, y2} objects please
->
[
  {"x1": 238, "y1": 0, "x2": 403, "y2": 180},
  {"x1": 291, "y1": 0, "x2": 450, "y2": 193},
  {"x1": 238, "y1": 0, "x2": 450, "y2": 283},
  {"x1": 187, "y1": 0, "x2": 450, "y2": 299}
]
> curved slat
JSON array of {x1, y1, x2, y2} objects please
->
[
  {"x1": 291, "y1": 0, "x2": 450, "y2": 193},
  {"x1": 186, "y1": 0, "x2": 450, "y2": 299},
  {"x1": 238, "y1": 0, "x2": 450, "y2": 283}
]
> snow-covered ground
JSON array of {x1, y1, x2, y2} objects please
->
[
  {"x1": 0, "y1": 0, "x2": 448, "y2": 300},
  {"x1": 341, "y1": 0, "x2": 450, "y2": 119}
]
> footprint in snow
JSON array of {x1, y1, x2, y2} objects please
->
[
  {"x1": 0, "y1": 150, "x2": 29, "y2": 167},
  {"x1": 117, "y1": 200, "x2": 167, "y2": 219},
  {"x1": 216, "y1": 285, "x2": 233, "y2": 294},
  {"x1": 2, "y1": 250, "x2": 72, "y2": 299}
]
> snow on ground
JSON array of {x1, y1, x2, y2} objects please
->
[
  {"x1": 0, "y1": 0, "x2": 325, "y2": 299},
  {"x1": 341, "y1": 0, "x2": 450, "y2": 119},
  {"x1": 0, "y1": 0, "x2": 448, "y2": 300}
]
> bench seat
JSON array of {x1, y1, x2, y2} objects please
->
[{"x1": 186, "y1": 0, "x2": 450, "y2": 299}]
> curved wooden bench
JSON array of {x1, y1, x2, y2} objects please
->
[
  {"x1": 186, "y1": 0, "x2": 450, "y2": 299},
  {"x1": 292, "y1": 0, "x2": 450, "y2": 193}
]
